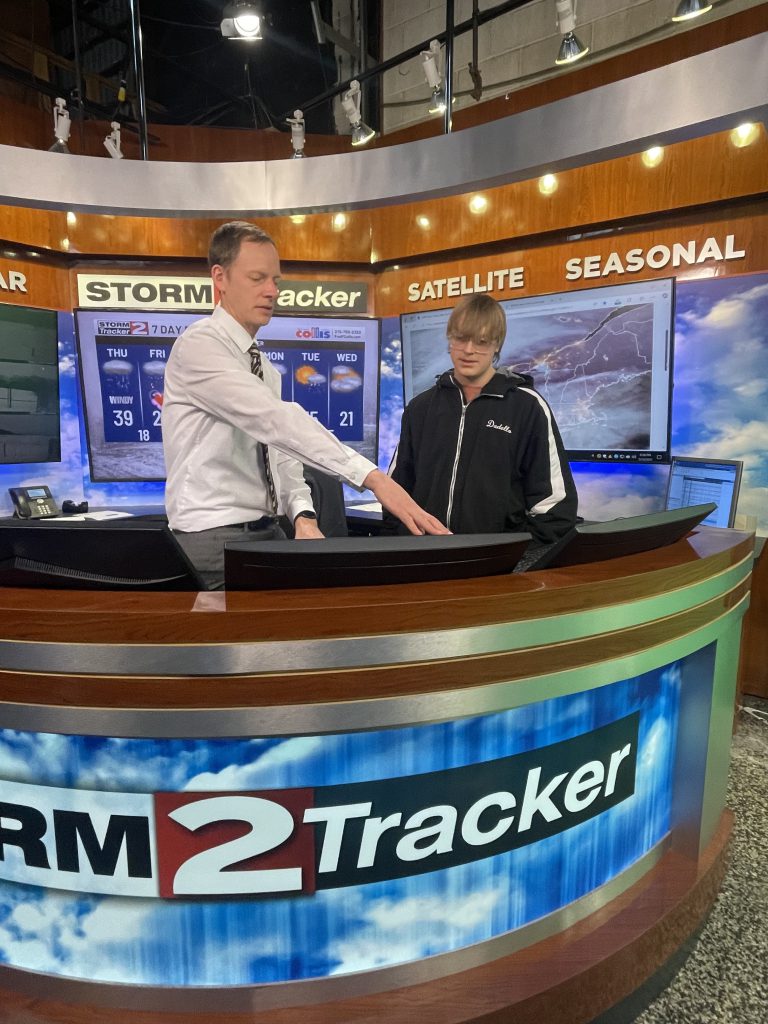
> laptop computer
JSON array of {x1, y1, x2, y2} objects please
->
[{"x1": 664, "y1": 456, "x2": 743, "y2": 529}]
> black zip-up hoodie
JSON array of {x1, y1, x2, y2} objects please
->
[{"x1": 388, "y1": 369, "x2": 578, "y2": 541}]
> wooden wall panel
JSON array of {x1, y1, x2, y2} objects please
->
[
  {"x1": 374, "y1": 206, "x2": 768, "y2": 316},
  {"x1": 0, "y1": 254, "x2": 70, "y2": 311},
  {"x1": 1, "y1": 127, "x2": 766, "y2": 266},
  {"x1": 368, "y1": 127, "x2": 768, "y2": 263}
]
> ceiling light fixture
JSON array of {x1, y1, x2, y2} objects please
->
[
  {"x1": 341, "y1": 80, "x2": 375, "y2": 147},
  {"x1": 422, "y1": 40, "x2": 445, "y2": 115},
  {"x1": 730, "y1": 122, "x2": 759, "y2": 148},
  {"x1": 554, "y1": 0, "x2": 589, "y2": 66},
  {"x1": 538, "y1": 173, "x2": 558, "y2": 195},
  {"x1": 416, "y1": 215, "x2": 431, "y2": 229},
  {"x1": 469, "y1": 194, "x2": 488, "y2": 214},
  {"x1": 641, "y1": 145, "x2": 664, "y2": 167},
  {"x1": 103, "y1": 121, "x2": 124, "y2": 159},
  {"x1": 48, "y1": 97, "x2": 71, "y2": 154},
  {"x1": 220, "y1": 2, "x2": 263, "y2": 40},
  {"x1": 671, "y1": 0, "x2": 712, "y2": 23},
  {"x1": 287, "y1": 109, "x2": 305, "y2": 158},
  {"x1": 332, "y1": 213, "x2": 348, "y2": 231}
]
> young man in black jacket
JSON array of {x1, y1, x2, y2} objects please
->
[{"x1": 388, "y1": 293, "x2": 578, "y2": 541}]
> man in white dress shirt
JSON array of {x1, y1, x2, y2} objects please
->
[{"x1": 163, "y1": 221, "x2": 448, "y2": 587}]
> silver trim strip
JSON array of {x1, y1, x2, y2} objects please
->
[
  {"x1": 0, "y1": 555, "x2": 752, "y2": 677},
  {"x1": 0, "y1": 839, "x2": 667, "y2": 1012},
  {"x1": 0, "y1": 36, "x2": 766, "y2": 217},
  {"x1": 0, "y1": 592, "x2": 751, "y2": 737}
]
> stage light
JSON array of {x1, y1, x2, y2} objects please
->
[
  {"x1": 48, "y1": 97, "x2": 71, "y2": 154},
  {"x1": 730, "y1": 122, "x2": 759, "y2": 148},
  {"x1": 341, "y1": 80, "x2": 375, "y2": 147},
  {"x1": 671, "y1": 0, "x2": 712, "y2": 23},
  {"x1": 538, "y1": 173, "x2": 558, "y2": 195},
  {"x1": 555, "y1": 1, "x2": 589, "y2": 66},
  {"x1": 220, "y1": 2, "x2": 263, "y2": 40},
  {"x1": 641, "y1": 146, "x2": 664, "y2": 167},
  {"x1": 469, "y1": 194, "x2": 488, "y2": 214},
  {"x1": 287, "y1": 109, "x2": 305, "y2": 158},
  {"x1": 103, "y1": 122, "x2": 124, "y2": 159},
  {"x1": 422, "y1": 40, "x2": 445, "y2": 115}
]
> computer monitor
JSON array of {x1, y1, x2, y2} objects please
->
[
  {"x1": 664, "y1": 456, "x2": 742, "y2": 528},
  {"x1": 225, "y1": 533, "x2": 532, "y2": 590},
  {"x1": 529, "y1": 502, "x2": 716, "y2": 570},
  {"x1": 400, "y1": 277, "x2": 675, "y2": 464},
  {"x1": 0, "y1": 519, "x2": 202, "y2": 590}
]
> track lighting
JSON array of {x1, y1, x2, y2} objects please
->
[
  {"x1": 48, "y1": 97, "x2": 71, "y2": 154},
  {"x1": 220, "y1": 2, "x2": 263, "y2": 40},
  {"x1": 671, "y1": 0, "x2": 712, "y2": 23},
  {"x1": 287, "y1": 110, "x2": 305, "y2": 158},
  {"x1": 103, "y1": 122, "x2": 124, "y2": 159},
  {"x1": 422, "y1": 40, "x2": 445, "y2": 115},
  {"x1": 341, "y1": 80, "x2": 375, "y2": 147},
  {"x1": 555, "y1": 0, "x2": 589, "y2": 66}
]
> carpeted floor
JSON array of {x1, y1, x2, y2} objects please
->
[{"x1": 635, "y1": 696, "x2": 768, "y2": 1023}]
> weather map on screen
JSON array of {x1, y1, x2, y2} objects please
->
[
  {"x1": 75, "y1": 310, "x2": 380, "y2": 482},
  {"x1": 401, "y1": 278, "x2": 674, "y2": 464}
]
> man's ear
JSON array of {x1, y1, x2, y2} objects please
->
[{"x1": 211, "y1": 264, "x2": 225, "y2": 290}]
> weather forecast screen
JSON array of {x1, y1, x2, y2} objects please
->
[
  {"x1": 75, "y1": 310, "x2": 379, "y2": 482},
  {"x1": 401, "y1": 278, "x2": 674, "y2": 464},
  {"x1": 256, "y1": 315, "x2": 379, "y2": 465}
]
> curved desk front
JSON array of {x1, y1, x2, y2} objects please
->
[{"x1": 0, "y1": 527, "x2": 753, "y2": 1024}]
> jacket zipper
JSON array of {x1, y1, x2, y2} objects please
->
[
  {"x1": 445, "y1": 381, "x2": 506, "y2": 530},
  {"x1": 446, "y1": 385, "x2": 468, "y2": 530}
]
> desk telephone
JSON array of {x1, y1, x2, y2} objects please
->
[{"x1": 8, "y1": 485, "x2": 60, "y2": 519}]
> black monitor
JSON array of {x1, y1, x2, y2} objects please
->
[
  {"x1": 664, "y1": 456, "x2": 742, "y2": 529},
  {"x1": 0, "y1": 519, "x2": 203, "y2": 590},
  {"x1": 0, "y1": 302, "x2": 60, "y2": 465},
  {"x1": 528, "y1": 503, "x2": 716, "y2": 570},
  {"x1": 225, "y1": 533, "x2": 532, "y2": 590}
]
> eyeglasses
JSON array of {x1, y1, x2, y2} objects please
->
[{"x1": 448, "y1": 334, "x2": 498, "y2": 352}]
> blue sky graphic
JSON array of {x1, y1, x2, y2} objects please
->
[{"x1": 0, "y1": 664, "x2": 684, "y2": 986}]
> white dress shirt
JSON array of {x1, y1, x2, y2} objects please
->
[{"x1": 163, "y1": 305, "x2": 375, "y2": 532}]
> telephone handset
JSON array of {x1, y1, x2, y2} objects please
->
[{"x1": 8, "y1": 485, "x2": 60, "y2": 519}]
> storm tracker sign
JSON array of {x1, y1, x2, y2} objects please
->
[{"x1": 0, "y1": 715, "x2": 637, "y2": 899}]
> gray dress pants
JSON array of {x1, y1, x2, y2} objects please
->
[{"x1": 173, "y1": 520, "x2": 287, "y2": 590}]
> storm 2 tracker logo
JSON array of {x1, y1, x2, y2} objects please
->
[{"x1": 0, "y1": 716, "x2": 638, "y2": 900}]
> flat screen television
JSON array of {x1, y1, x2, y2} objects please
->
[
  {"x1": 664, "y1": 456, "x2": 742, "y2": 528},
  {"x1": 0, "y1": 303, "x2": 60, "y2": 465},
  {"x1": 225, "y1": 533, "x2": 532, "y2": 590},
  {"x1": 400, "y1": 277, "x2": 675, "y2": 465},
  {"x1": 74, "y1": 309, "x2": 380, "y2": 482},
  {"x1": 0, "y1": 519, "x2": 202, "y2": 590},
  {"x1": 528, "y1": 502, "x2": 715, "y2": 570}
]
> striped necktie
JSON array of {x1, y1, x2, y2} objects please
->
[{"x1": 248, "y1": 343, "x2": 279, "y2": 516}]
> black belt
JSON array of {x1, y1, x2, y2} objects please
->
[{"x1": 235, "y1": 516, "x2": 278, "y2": 531}]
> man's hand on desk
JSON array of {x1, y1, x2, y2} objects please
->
[
  {"x1": 294, "y1": 515, "x2": 325, "y2": 540},
  {"x1": 363, "y1": 470, "x2": 451, "y2": 536}
]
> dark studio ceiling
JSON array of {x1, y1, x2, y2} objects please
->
[{"x1": 11, "y1": 0, "x2": 374, "y2": 136}]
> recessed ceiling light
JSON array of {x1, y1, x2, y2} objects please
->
[
  {"x1": 332, "y1": 213, "x2": 348, "y2": 231},
  {"x1": 416, "y1": 215, "x2": 431, "y2": 229},
  {"x1": 538, "y1": 174, "x2": 558, "y2": 196},
  {"x1": 641, "y1": 146, "x2": 664, "y2": 168},
  {"x1": 469, "y1": 195, "x2": 488, "y2": 214},
  {"x1": 730, "y1": 123, "x2": 759, "y2": 148}
]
